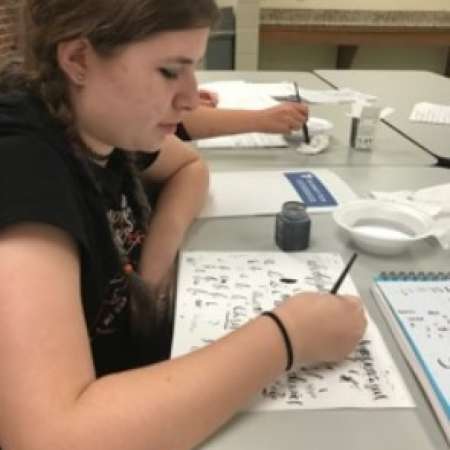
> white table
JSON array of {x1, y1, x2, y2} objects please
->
[
  {"x1": 196, "y1": 71, "x2": 437, "y2": 167},
  {"x1": 181, "y1": 166, "x2": 450, "y2": 450}
]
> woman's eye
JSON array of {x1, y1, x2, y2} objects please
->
[{"x1": 159, "y1": 68, "x2": 179, "y2": 80}]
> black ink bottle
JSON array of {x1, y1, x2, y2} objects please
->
[{"x1": 275, "y1": 201, "x2": 311, "y2": 251}]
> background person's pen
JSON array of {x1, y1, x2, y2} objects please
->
[
  {"x1": 293, "y1": 81, "x2": 311, "y2": 144},
  {"x1": 330, "y1": 253, "x2": 358, "y2": 294}
]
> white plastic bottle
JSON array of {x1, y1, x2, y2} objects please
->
[{"x1": 354, "y1": 103, "x2": 381, "y2": 151}]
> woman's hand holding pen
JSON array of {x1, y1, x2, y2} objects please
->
[
  {"x1": 256, "y1": 102, "x2": 309, "y2": 134},
  {"x1": 274, "y1": 293, "x2": 367, "y2": 364}
]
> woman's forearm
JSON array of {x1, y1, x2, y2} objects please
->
[
  {"x1": 182, "y1": 102, "x2": 309, "y2": 139},
  {"x1": 0, "y1": 226, "x2": 365, "y2": 450},
  {"x1": 182, "y1": 107, "x2": 264, "y2": 139},
  {"x1": 36, "y1": 315, "x2": 285, "y2": 450},
  {"x1": 139, "y1": 157, "x2": 209, "y2": 286}
]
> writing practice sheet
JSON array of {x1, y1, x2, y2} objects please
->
[{"x1": 172, "y1": 252, "x2": 414, "y2": 411}]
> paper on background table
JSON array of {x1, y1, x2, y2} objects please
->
[
  {"x1": 409, "y1": 102, "x2": 450, "y2": 125},
  {"x1": 172, "y1": 251, "x2": 414, "y2": 411},
  {"x1": 196, "y1": 117, "x2": 333, "y2": 149},
  {"x1": 200, "y1": 81, "x2": 377, "y2": 104},
  {"x1": 197, "y1": 81, "x2": 336, "y2": 149},
  {"x1": 196, "y1": 131, "x2": 286, "y2": 149},
  {"x1": 199, "y1": 169, "x2": 357, "y2": 218}
]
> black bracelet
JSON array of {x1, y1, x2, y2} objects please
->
[{"x1": 261, "y1": 311, "x2": 293, "y2": 371}]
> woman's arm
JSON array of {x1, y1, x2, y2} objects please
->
[
  {"x1": 182, "y1": 102, "x2": 309, "y2": 140},
  {"x1": 0, "y1": 222, "x2": 282, "y2": 450},
  {"x1": 139, "y1": 134, "x2": 209, "y2": 287},
  {"x1": 0, "y1": 223, "x2": 366, "y2": 450}
]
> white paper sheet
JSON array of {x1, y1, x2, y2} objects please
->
[
  {"x1": 200, "y1": 169, "x2": 357, "y2": 218},
  {"x1": 200, "y1": 81, "x2": 377, "y2": 104},
  {"x1": 172, "y1": 252, "x2": 414, "y2": 411},
  {"x1": 300, "y1": 87, "x2": 377, "y2": 104},
  {"x1": 196, "y1": 116, "x2": 333, "y2": 149},
  {"x1": 196, "y1": 131, "x2": 287, "y2": 149},
  {"x1": 409, "y1": 102, "x2": 450, "y2": 125}
]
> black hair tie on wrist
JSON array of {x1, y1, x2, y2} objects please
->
[{"x1": 261, "y1": 311, "x2": 293, "y2": 371}]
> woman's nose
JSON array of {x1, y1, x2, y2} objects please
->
[{"x1": 174, "y1": 74, "x2": 199, "y2": 112}]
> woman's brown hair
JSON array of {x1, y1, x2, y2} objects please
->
[
  {"x1": 0, "y1": 0, "x2": 220, "y2": 365},
  {"x1": 3, "y1": 0, "x2": 219, "y2": 122}
]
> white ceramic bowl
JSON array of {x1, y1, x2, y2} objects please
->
[{"x1": 333, "y1": 199, "x2": 435, "y2": 256}]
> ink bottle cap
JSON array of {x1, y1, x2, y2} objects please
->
[{"x1": 275, "y1": 201, "x2": 311, "y2": 251}]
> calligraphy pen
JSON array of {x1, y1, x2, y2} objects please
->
[
  {"x1": 330, "y1": 253, "x2": 358, "y2": 294},
  {"x1": 293, "y1": 81, "x2": 310, "y2": 144}
]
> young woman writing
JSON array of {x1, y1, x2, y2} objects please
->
[{"x1": 0, "y1": 2, "x2": 366, "y2": 449}]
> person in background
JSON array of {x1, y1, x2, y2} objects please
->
[
  {"x1": 0, "y1": 2, "x2": 366, "y2": 450},
  {"x1": 181, "y1": 87, "x2": 309, "y2": 140},
  {"x1": 198, "y1": 88, "x2": 219, "y2": 107}
]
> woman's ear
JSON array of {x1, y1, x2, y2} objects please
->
[{"x1": 57, "y1": 38, "x2": 91, "y2": 86}]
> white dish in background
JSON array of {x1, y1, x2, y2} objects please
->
[
  {"x1": 305, "y1": 117, "x2": 334, "y2": 135},
  {"x1": 284, "y1": 117, "x2": 333, "y2": 143},
  {"x1": 333, "y1": 199, "x2": 435, "y2": 256}
]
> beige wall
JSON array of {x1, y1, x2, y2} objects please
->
[
  {"x1": 216, "y1": 0, "x2": 237, "y2": 8},
  {"x1": 257, "y1": 0, "x2": 450, "y2": 74},
  {"x1": 234, "y1": 0, "x2": 260, "y2": 70},
  {"x1": 211, "y1": 0, "x2": 450, "y2": 73},
  {"x1": 260, "y1": 0, "x2": 450, "y2": 11}
]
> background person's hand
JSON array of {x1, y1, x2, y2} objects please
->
[
  {"x1": 275, "y1": 292, "x2": 367, "y2": 364},
  {"x1": 198, "y1": 89, "x2": 219, "y2": 108},
  {"x1": 256, "y1": 102, "x2": 309, "y2": 134}
]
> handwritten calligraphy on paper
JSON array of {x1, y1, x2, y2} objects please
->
[{"x1": 172, "y1": 252, "x2": 413, "y2": 410}]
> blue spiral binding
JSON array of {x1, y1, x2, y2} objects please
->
[{"x1": 376, "y1": 271, "x2": 450, "y2": 282}]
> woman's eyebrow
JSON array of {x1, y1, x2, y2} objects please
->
[{"x1": 160, "y1": 57, "x2": 195, "y2": 65}]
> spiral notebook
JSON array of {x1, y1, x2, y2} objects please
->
[{"x1": 371, "y1": 272, "x2": 450, "y2": 444}]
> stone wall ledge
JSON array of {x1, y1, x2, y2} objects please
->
[{"x1": 261, "y1": 9, "x2": 450, "y2": 29}]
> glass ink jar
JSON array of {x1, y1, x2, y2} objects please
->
[{"x1": 275, "y1": 201, "x2": 311, "y2": 251}]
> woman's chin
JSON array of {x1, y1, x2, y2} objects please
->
[{"x1": 158, "y1": 124, "x2": 178, "y2": 135}]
